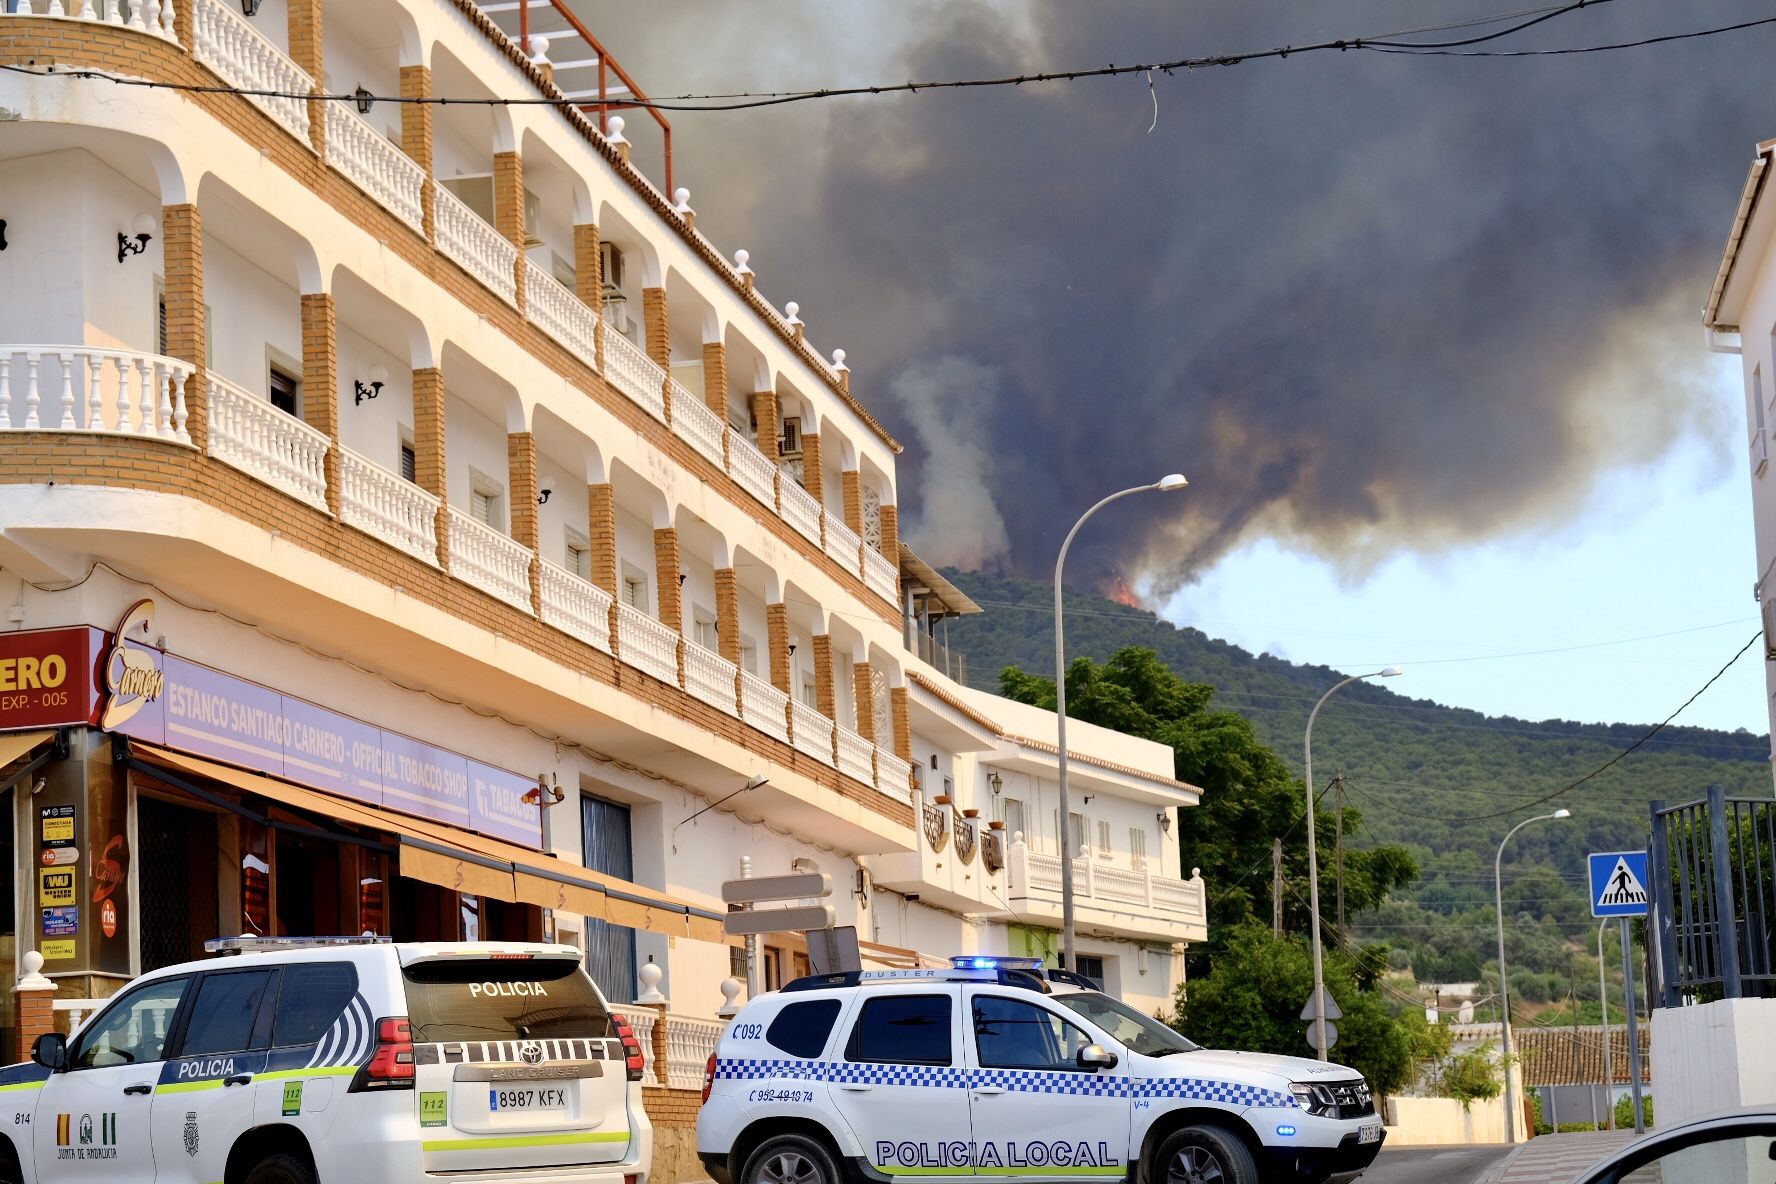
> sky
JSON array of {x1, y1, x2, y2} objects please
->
[{"x1": 577, "y1": 0, "x2": 1776, "y2": 733}]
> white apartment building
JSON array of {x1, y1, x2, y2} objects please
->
[{"x1": 0, "y1": 0, "x2": 1208, "y2": 1151}]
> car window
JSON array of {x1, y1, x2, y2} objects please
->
[
  {"x1": 846, "y1": 995, "x2": 951, "y2": 1065},
  {"x1": 403, "y1": 957, "x2": 610, "y2": 1042},
  {"x1": 973, "y1": 995, "x2": 1091, "y2": 1070},
  {"x1": 179, "y1": 970, "x2": 276, "y2": 1057},
  {"x1": 71, "y1": 976, "x2": 190, "y2": 1069},
  {"x1": 767, "y1": 1000, "x2": 841, "y2": 1060},
  {"x1": 1610, "y1": 1131, "x2": 1776, "y2": 1184},
  {"x1": 272, "y1": 962, "x2": 359, "y2": 1047},
  {"x1": 1050, "y1": 991, "x2": 1199, "y2": 1056}
]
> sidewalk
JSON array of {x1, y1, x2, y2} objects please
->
[{"x1": 1479, "y1": 1130, "x2": 1642, "y2": 1184}]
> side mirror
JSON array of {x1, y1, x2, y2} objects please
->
[
  {"x1": 31, "y1": 1033, "x2": 66, "y2": 1072},
  {"x1": 1077, "y1": 1043, "x2": 1117, "y2": 1071}
]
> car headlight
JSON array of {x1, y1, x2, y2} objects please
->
[{"x1": 1290, "y1": 1083, "x2": 1324, "y2": 1114}]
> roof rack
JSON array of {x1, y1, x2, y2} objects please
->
[{"x1": 205, "y1": 935, "x2": 393, "y2": 956}]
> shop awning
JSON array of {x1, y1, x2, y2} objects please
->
[
  {"x1": 130, "y1": 745, "x2": 727, "y2": 944},
  {"x1": 0, "y1": 729, "x2": 55, "y2": 770}
]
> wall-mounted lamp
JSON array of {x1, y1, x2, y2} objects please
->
[
  {"x1": 536, "y1": 477, "x2": 554, "y2": 506},
  {"x1": 240, "y1": 0, "x2": 262, "y2": 15},
  {"x1": 988, "y1": 770, "x2": 1003, "y2": 796},
  {"x1": 787, "y1": 643, "x2": 798, "y2": 657},
  {"x1": 0, "y1": 219, "x2": 9, "y2": 252},
  {"x1": 117, "y1": 214, "x2": 155, "y2": 264},
  {"x1": 1158, "y1": 811, "x2": 1172, "y2": 835},
  {"x1": 354, "y1": 365, "x2": 388, "y2": 405},
  {"x1": 353, "y1": 86, "x2": 375, "y2": 116},
  {"x1": 523, "y1": 772, "x2": 565, "y2": 809},
  {"x1": 677, "y1": 573, "x2": 687, "y2": 587}
]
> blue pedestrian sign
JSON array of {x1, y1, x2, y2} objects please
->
[{"x1": 1589, "y1": 851, "x2": 1650, "y2": 918}]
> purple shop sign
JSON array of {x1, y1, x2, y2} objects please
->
[
  {"x1": 377, "y1": 732, "x2": 471, "y2": 827},
  {"x1": 470, "y1": 762, "x2": 542, "y2": 848},
  {"x1": 284, "y1": 697, "x2": 384, "y2": 808},
  {"x1": 160, "y1": 656, "x2": 285, "y2": 772}
]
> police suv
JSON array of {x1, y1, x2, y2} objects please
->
[
  {"x1": 697, "y1": 958, "x2": 1382, "y2": 1184},
  {"x1": 0, "y1": 937, "x2": 652, "y2": 1184}
]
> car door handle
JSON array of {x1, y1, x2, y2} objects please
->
[
  {"x1": 838, "y1": 1084, "x2": 874, "y2": 1093},
  {"x1": 223, "y1": 1074, "x2": 254, "y2": 1088},
  {"x1": 973, "y1": 1087, "x2": 1008, "y2": 1096},
  {"x1": 122, "y1": 1084, "x2": 153, "y2": 1096}
]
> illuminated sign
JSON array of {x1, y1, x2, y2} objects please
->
[{"x1": 0, "y1": 627, "x2": 96, "y2": 730}]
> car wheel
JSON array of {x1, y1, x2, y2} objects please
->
[
  {"x1": 244, "y1": 1152, "x2": 318, "y2": 1184},
  {"x1": 741, "y1": 1133, "x2": 840, "y2": 1184},
  {"x1": 1154, "y1": 1124, "x2": 1260, "y2": 1184}
]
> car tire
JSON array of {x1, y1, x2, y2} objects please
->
[
  {"x1": 1153, "y1": 1124, "x2": 1260, "y2": 1184},
  {"x1": 244, "y1": 1152, "x2": 319, "y2": 1184},
  {"x1": 740, "y1": 1133, "x2": 841, "y2": 1184}
]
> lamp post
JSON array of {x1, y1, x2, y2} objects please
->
[
  {"x1": 1054, "y1": 474, "x2": 1188, "y2": 970},
  {"x1": 1496, "y1": 807, "x2": 1572, "y2": 1143},
  {"x1": 1303, "y1": 667, "x2": 1402, "y2": 1060}
]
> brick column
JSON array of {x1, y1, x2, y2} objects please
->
[
  {"x1": 842, "y1": 470, "x2": 863, "y2": 535},
  {"x1": 879, "y1": 503, "x2": 900, "y2": 559},
  {"x1": 650, "y1": 1004, "x2": 669, "y2": 1085},
  {"x1": 643, "y1": 288, "x2": 670, "y2": 421},
  {"x1": 653, "y1": 528, "x2": 681, "y2": 632},
  {"x1": 163, "y1": 203, "x2": 207, "y2": 452},
  {"x1": 400, "y1": 66, "x2": 436, "y2": 242},
  {"x1": 751, "y1": 391, "x2": 779, "y2": 463},
  {"x1": 574, "y1": 223, "x2": 604, "y2": 373},
  {"x1": 701, "y1": 342, "x2": 727, "y2": 418},
  {"x1": 508, "y1": 433, "x2": 541, "y2": 613},
  {"x1": 812, "y1": 635, "x2": 835, "y2": 721},
  {"x1": 851, "y1": 661, "x2": 876, "y2": 742},
  {"x1": 494, "y1": 151, "x2": 527, "y2": 311},
  {"x1": 300, "y1": 293, "x2": 340, "y2": 515},
  {"x1": 587, "y1": 483, "x2": 617, "y2": 595},
  {"x1": 413, "y1": 367, "x2": 449, "y2": 567},
  {"x1": 766, "y1": 604, "x2": 791, "y2": 694},
  {"x1": 714, "y1": 568, "x2": 741, "y2": 666},
  {"x1": 13, "y1": 952, "x2": 54, "y2": 1064},
  {"x1": 890, "y1": 687, "x2": 912, "y2": 760},
  {"x1": 289, "y1": 0, "x2": 324, "y2": 155},
  {"x1": 801, "y1": 432, "x2": 824, "y2": 503}
]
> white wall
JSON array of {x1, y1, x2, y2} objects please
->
[
  {"x1": 444, "y1": 392, "x2": 511, "y2": 524},
  {"x1": 1652, "y1": 996, "x2": 1776, "y2": 1127},
  {"x1": 336, "y1": 325, "x2": 413, "y2": 469},
  {"x1": 615, "y1": 506, "x2": 656, "y2": 614},
  {"x1": 1385, "y1": 1095, "x2": 1516, "y2": 1146},
  {"x1": 205, "y1": 236, "x2": 301, "y2": 400}
]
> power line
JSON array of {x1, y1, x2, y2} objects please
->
[{"x1": 1373, "y1": 13, "x2": 1776, "y2": 57}]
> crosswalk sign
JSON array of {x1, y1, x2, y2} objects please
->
[{"x1": 1589, "y1": 851, "x2": 1650, "y2": 918}]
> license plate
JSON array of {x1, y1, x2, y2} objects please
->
[
  {"x1": 490, "y1": 1086, "x2": 568, "y2": 1112},
  {"x1": 1358, "y1": 1123, "x2": 1382, "y2": 1145}
]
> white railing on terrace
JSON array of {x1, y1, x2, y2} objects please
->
[
  {"x1": 779, "y1": 478, "x2": 822, "y2": 546},
  {"x1": 610, "y1": 1006, "x2": 657, "y2": 1081},
  {"x1": 824, "y1": 514, "x2": 863, "y2": 573},
  {"x1": 4, "y1": 0, "x2": 174, "y2": 38},
  {"x1": 670, "y1": 386, "x2": 725, "y2": 468},
  {"x1": 683, "y1": 643, "x2": 739, "y2": 716},
  {"x1": 616, "y1": 602, "x2": 681, "y2": 685},
  {"x1": 433, "y1": 180, "x2": 518, "y2": 305},
  {"x1": 338, "y1": 446, "x2": 439, "y2": 565},
  {"x1": 835, "y1": 726, "x2": 875, "y2": 786},
  {"x1": 1014, "y1": 845, "x2": 1208, "y2": 927},
  {"x1": 863, "y1": 546, "x2": 899, "y2": 605},
  {"x1": 740, "y1": 672, "x2": 791, "y2": 745},
  {"x1": 539, "y1": 561, "x2": 614, "y2": 654},
  {"x1": 727, "y1": 433, "x2": 777, "y2": 510},
  {"x1": 325, "y1": 103, "x2": 426, "y2": 234},
  {"x1": 0, "y1": 346, "x2": 191, "y2": 443},
  {"x1": 1153, "y1": 873, "x2": 1209, "y2": 924},
  {"x1": 601, "y1": 316, "x2": 666, "y2": 422},
  {"x1": 207, "y1": 374, "x2": 328, "y2": 510},
  {"x1": 790, "y1": 700, "x2": 835, "y2": 765},
  {"x1": 665, "y1": 1015, "x2": 724, "y2": 1091},
  {"x1": 446, "y1": 507, "x2": 533, "y2": 610},
  {"x1": 526, "y1": 268, "x2": 600, "y2": 365},
  {"x1": 192, "y1": 0, "x2": 312, "y2": 142},
  {"x1": 875, "y1": 748, "x2": 912, "y2": 801}
]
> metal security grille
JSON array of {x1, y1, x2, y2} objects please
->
[
  {"x1": 582, "y1": 795, "x2": 637, "y2": 1001},
  {"x1": 1651, "y1": 786, "x2": 1776, "y2": 1002},
  {"x1": 139, "y1": 797, "x2": 200, "y2": 972}
]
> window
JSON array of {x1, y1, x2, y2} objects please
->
[
  {"x1": 271, "y1": 962, "x2": 359, "y2": 1047},
  {"x1": 72, "y1": 976, "x2": 190, "y2": 1069},
  {"x1": 1072, "y1": 955, "x2": 1106, "y2": 989},
  {"x1": 399, "y1": 441, "x2": 417, "y2": 484},
  {"x1": 622, "y1": 568, "x2": 648, "y2": 611},
  {"x1": 1050, "y1": 991, "x2": 1198, "y2": 1057},
  {"x1": 403, "y1": 957, "x2": 610, "y2": 1042},
  {"x1": 1053, "y1": 811, "x2": 1086, "y2": 856},
  {"x1": 846, "y1": 994, "x2": 951, "y2": 1065},
  {"x1": 566, "y1": 531, "x2": 592, "y2": 580},
  {"x1": 739, "y1": 636, "x2": 759, "y2": 676},
  {"x1": 800, "y1": 676, "x2": 819, "y2": 709},
  {"x1": 1097, "y1": 820, "x2": 1113, "y2": 859},
  {"x1": 179, "y1": 970, "x2": 275, "y2": 1057},
  {"x1": 1004, "y1": 798, "x2": 1026, "y2": 841},
  {"x1": 767, "y1": 1000, "x2": 842, "y2": 1060},
  {"x1": 972, "y1": 996, "x2": 1090, "y2": 1071},
  {"x1": 1130, "y1": 828, "x2": 1148, "y2": 870},
  {"x1": 269, "y1": 366, "x2": 301, "y2": 417},
  {"x1": 470, "y1": 479, "x2": 502, "y2": 529},
  {"x1": 693, "y1": 608, "x2": 717, "y2": 651}
]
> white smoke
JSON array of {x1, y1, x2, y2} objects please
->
[{"x1": 894, "y1": 356, "x2": 1012, "y2": 570}]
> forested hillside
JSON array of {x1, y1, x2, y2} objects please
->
[{"x1": 943, "y1": 570, "x2": 1770, "y2": 1011}]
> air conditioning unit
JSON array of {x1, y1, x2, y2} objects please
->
[
  {"x1": 600, "y1": 242, "x2": 626, "y2": 292},
  {"x1": 1763, "y1": 596, "x2": 1776, "y2": 660},
  {"x1": 779, "y1": 416, "x2": 803, "y2": 457},
  {"x1": 602, "y1": 298, "x2": 634, "y2": 337}
]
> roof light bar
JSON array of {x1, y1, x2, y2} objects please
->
[
  {"x1": 949, "y1": 956, "x2": 1044, "y2": 971},
  {"x1": 205, "y1": 935, "x2": 393, "y2": 956}
]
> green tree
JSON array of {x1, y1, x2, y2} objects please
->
[{"x1": 1433, "y1": 1046, "x2": 1503, "y2": 1109}]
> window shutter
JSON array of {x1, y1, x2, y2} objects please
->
[{"x1": 399, "y1": 444, "x2": 417, "y2": 484}]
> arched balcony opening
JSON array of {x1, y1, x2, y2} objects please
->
[{"x1": 429, "y1": 42, "x2": 522, "y2": 306}]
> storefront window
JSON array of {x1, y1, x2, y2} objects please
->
[
  {"x1": 240, "y1": 818, "x2": 270, "y2": 936},
  {"x1": 358, "y1": 851, "x2": 386, "y2": 937},
  {"x1": 460, "y1": 894, "x2": 480, "y2": 942}
]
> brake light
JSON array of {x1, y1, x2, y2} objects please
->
[
  {"x1": 702, "y1": 1053, "x2": 718, "y2": 1103},
  {"x1": 350, "y1": 1017, "x2": 415, "y2": 1092},
  {"x1": 611, "y1": 1014, "x2": 647, "y2": 1082}
]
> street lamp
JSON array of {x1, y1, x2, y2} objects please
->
[
  {"x1": 1496, "y1": 807, "x2": 1571, "y2": 1143},
  {"x1": 1302, "y1": 667, "x2": 1402, "y2": 1061},
  {"x1": 1054, "y1": 474, "x2": 1188, "y2": 970}
]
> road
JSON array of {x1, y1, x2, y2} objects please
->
[{"x1": 1363, "y1": 1145, "x2": 1517, "y2": 1184}]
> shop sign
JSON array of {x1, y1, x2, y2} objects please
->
[
  {"x1": 38, "y1": 868, "x2": 75, "y2": 907},
  {"x1": 99, "y1": 600, "x2": 164, "y2": 729},
  {"x1": 0, "y1": 626, "x2": 98, "y2": 730},
  {"x1": 41, "y1": 907, "x2": 77, "y2": 938}
]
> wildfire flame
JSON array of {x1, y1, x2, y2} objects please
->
[{"x1": 1107, "y1": 575, "x2": 1140, "y2": 608}]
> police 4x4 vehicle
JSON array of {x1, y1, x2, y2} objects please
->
[
  {"x1": 0, "y1": 937, "x2": 651, "y2": 1184},
  {"x1": 698, "y1": 957, "x2": 1382, "y2": 1184}
]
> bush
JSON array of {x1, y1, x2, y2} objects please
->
[
  {"x1": 1433, "y1": 1046, "x2": 1502, "y2": 1109},
  {"x1": 1616, "y1": 1094, "x2": 1652, "y2": 1129}
]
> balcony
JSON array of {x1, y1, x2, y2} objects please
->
[
  {"x1": 191, "y1": 0, "x2": 311, "y2": 142},
  {"x1": 835, "y1": 725, "x2": 875, "y2": 786},
  {"x1": 338, "y1": 445, "x2": 439, "y2": 565},
  {"x1": 0, "y1": 345, "x2": 191, "y2": 442},
  {"x1": 670, "y1": 386, "x2": 726, "y2": 470},
  {"x1": 601, "y1": 315, "x2": 667, "y2": 421},
  {"x1": 824, "y1": 514, "x2": 862, "y2": 571},
  {"x1": 4, "y1": 1, "x2": 173, "y2": 38},
  {"x1": 863, "y1": 546, "x2": 899, "y2": 605},
  {"x1": 447, "y1": 507, "x2": 534, "y2": 611},
  {"x1": 526, "y1": 268, "x2": 600, "y2": 363},
  {"x1": 208, "y1": 373, "x2": 329, "y2": 511},
  {"x1": 616, "y1": 601, "x2": 680, "y2": 685},
  {"x1": 326, "y1": 103, "x2": 426, "y2": 235},
  {"x1": 790, "y1": 699, "x2": 835, "y2": 766},
  {"x1": 538, "y1": 560, "x2": 614, "y2": 654},
  {"x1": 434, "y1": 179, "x2": 519, "y2": 305},
  {"x1": 1001, "y1": 835, "x2": 1207, "y2": 944},
  {"x1": 779, "y1": 478, "x2": 822, "y2": 547},
  {"x1": 683, "y1": 642, "x2": 739, "y2": 716},
  {"x1": 740, "y1": 672, "x2": 791, "y2": 745},
  {"x1": 728, "y1": 433, "x2": 778, "y2": 510}
]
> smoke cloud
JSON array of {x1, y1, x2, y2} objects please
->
[{"x1": 579, "y1": 1, "x2": 1770, "y2": 592}]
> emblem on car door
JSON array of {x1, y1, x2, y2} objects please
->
[{"x1": 520, "y1": 1043, "x2": 545, "y2": 1067}]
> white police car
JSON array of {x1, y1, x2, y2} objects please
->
[
  {"x1": 0, "y1": 937, "x2": 651, "y2": 1184},
  {"x1": 697, "y1": 957, "x2": 1382, "y2": 1184}
]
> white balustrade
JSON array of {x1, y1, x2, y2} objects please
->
[
  {"x1": 740, "y1": 672, "x2": 791, "y2": 745},
  {"x1": 338, "y1": 446, "x2": 439, "y2": 565},
  {"x1": 526, "y1": 268, "x2": 599, "y2": 365},
  {"x1": 790, "y1": 700, "x2": 835, "y2": 766},
  {"x1": 446, "y1": 506, "x2": 534, "y2": 610},
  {"x1": 601, "y1": 315, "x2": 666, "y2": 422},
  {"x1": 433, "y1": 180, "x2": 518, "y2": 305},
  {"x1": 824, "y1": 513, "x2": 864, "y2": 574},
  {"x1": 207, "y1": 374, "x2": 328, "y2": 510},
  {"x1": 779, "y1": 478, "x2": 823, "y2": 546},
  {"x1": 0, "y1": 345, "x2": 191, "y2": 443},
  {"x1": 670, "y1": 385, "x2": 725, "y2": 468},
  {"x1": 616, "y1": 602, "x2": 681, "y2": 685},
  {"x1": 610, "y1": 1007, "x2": 658, "y2": 1080},
  {"x1": 683, "y1": 643, "x2": 739, "y2": 716},
  {"x1": 539, "y1": 560, "x2": 614, "y2": 654},
  {"x1": 3, "y1": 0, "x2": 174, "y2": 40},
  {"x1": 875, "y1": 749, "x2": 912, "y2": 801},
  {"x1": 1153, "y1": 872, "x2": 1208, "y2": 922},
  {"x1": 863, "y1": 546, "x2": 899, "y2": 605},
  {"x1": 192, "y1": 0, "x2": 312, "y2": 142},
  {"x1": 325, "y1": 103, "x2": 426, "y2": 233},
  {"x1": 835, "y1": 725, "x2": 875, "y2": 786},
  {"x1": 727, "y1": 433, "x2": 777, "y2": 510},
  {"x1": 664, "y1": 1015, "x2": 724, "y2": 1091}
]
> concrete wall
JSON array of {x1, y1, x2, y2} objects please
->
[
  {"x1": 1652, "y1": 997, "x2": 1776, "y2": 1127},
  {"x1": 1385, "y1": 1095, "x2": 1514, "y2": 1146}
]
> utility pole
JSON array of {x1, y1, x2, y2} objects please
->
[
  {"x1": 1272, "y1": 838, "x2": 1284, "y2": 939},
  {"x1": 1333, "y1": 774, "x2": 1346, "y2": 935}
]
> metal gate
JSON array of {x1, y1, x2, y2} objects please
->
[
  {"x1": 1650, "y1": 785, "x2": 1776, "y2": 1004},
  {"x1": 581, "y1": 795, "x2": 637, "y2": 1001}
]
